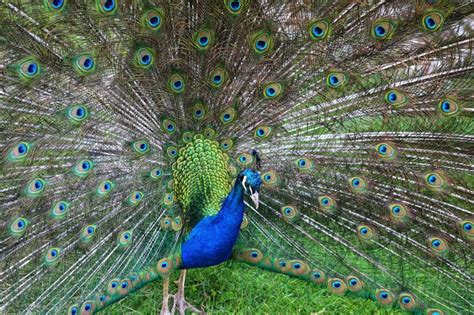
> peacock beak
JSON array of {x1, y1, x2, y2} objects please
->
[{"x1": 250, "y1": 191, "x2": 259, "y2": 209}]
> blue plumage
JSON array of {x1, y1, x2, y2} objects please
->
[{"x1": 181, "y1": 169, "x2": 261, "y2": 269}]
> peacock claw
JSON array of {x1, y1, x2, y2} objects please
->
[
  {"x1": 170, "y1": 292, "x2": 205, "y2": 315},
  {"x1": 160, "y1": 270, "x2": 205, "y2": 315}
]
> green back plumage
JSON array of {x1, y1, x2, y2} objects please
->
[{"x1": 1, "y1": 0, "x2": 473, "y2": 314}]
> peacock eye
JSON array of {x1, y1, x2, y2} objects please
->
[
  {"x1": 169, "y1": 74, "x2": 185, "y2": 93},
  {"x1": 249, "y1": 30, "x2": 273, "y2": 55},
  {"x1": 97, "y1": 0, "x2": 116, "y2": 14},
  {"x1": 438, "y1": 97, "x2": 461, "y2": 116},
  {"x1": 135, "y1": 48, "x2": 154, "y2": 68},
  {"x1": 309, "y1": 19, "x2": 331, "y2": 41},
  {"x1": 371, "y1": 20, "x2": 397, "y2": 40},
  {"x1": 73, "y1": 54, "x2": 96, "y2": 75},
  {"x1": 144, "y1": 9, "x2": 164, "y2": 30},
  {"x1": 193, "y1": 29, "x2": 214, "y2": 51},
  {"x1": 422, "y1": 11, "x2": 445, "y2": 32},
  {"x1": 48, "y1": 0, "x2": 65, "y2": 10},
  {"x1": 326, "y1": 71, "x2": 348, "y2": 88}
]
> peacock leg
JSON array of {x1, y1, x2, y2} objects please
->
[
  {"x1": 160, "y1": 277, "x2": 171, "y2": 315},
  {"x1": 171, "y1": 269, "x2": 204, "y2": 315}
]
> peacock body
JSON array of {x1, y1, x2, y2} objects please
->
[{"x1": 1, "y1": 0, "x2": 473, "y2": 314}]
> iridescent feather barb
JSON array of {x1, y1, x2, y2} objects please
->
[{"x1": 1, "y1": 0, "x2": 473, "y2": 314}]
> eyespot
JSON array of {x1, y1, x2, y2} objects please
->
[
  {"x1": 128, "y1": 191, "x2": 144, "y2": 205},
  {"x1": 25, "y1": 178, "x2": 46, "y2": 197},
  {"x1": 160, "y1": 216, "x2": 172, "y2": 230},
  {"x1": 9, "y1": 217, "x2": 29, "y2": 237},
  {"x1": 248, "y1": 30, "x2": 273, "y2": 55},
  {"x1": 427, "y1": 309, "x2": 445, "y2": 315},
  {"x1": 193, "y1": 29, "x2": 215, "y2": 52},
  {"x1": 288, "y1": 260, "x2": 309, "y2": 276},
  {"x1": 163, "y1": 192, "x2": 174, "y2": 206},
  {"x1": 157, "y1": 257, "x2": 173, "y2": 274},
  {"x1": 318, "y1": 195, "x2": 336, "y2": 214},
  {"x1": 254, "y1": 126, "x2": 272, "y2": 140},
  {"x1": 308, "y1": 19, "x2": 331, "y2": 41},
  {"x1": 72, "y1": 54, "x2": 95, "y2": 75},
  {"x1": 220, "y1": 107, "x2": 237, "y2": 124},
  {"x1": 67, "y1": 104, "x2": 89, "y2": 124},
  {"x1": 240, "y1": 248, "x2": 263, "y2": 264},
  {"x1": 97, "y1": 0, "x2": 116, "y2": 14},
  {"x1": 225, "y1": 0, "x2": 246, "y2": 15},
  {"x1": 384, "y1": 89, "x2": 408, "y2": 108},
  {"x1": 346, "y1": 276, "x2": 364, "y2": 292},
  {"x1": 45, "y1": 0, "x2": 66, "y2": 11},
  {"x1": 166, "y1": 146, "x2": 178, "y2": 159},
  {"x1": 96, "y1": 180, "x2": 114, "y2": 196},
  {"x1": 81, "y1": 224, "x2": 96, "y2": 243},
  {"x1": 376, "y1": 289, "x2": 394, "y2": 305},
  {"x1": 326, "y1": 71, "x2": 348, "y2": 88},
  {"x1": 80, "y1": 300, "x2": 95, "y2": 314},
  {"x1": 371, "y1": 20, "x2": 397, "y2": 40},
  {"x1": 375, "y1": 142, "x2": 397, "y2": 160},
  {"x1": 131, "y1": 140, "x2": 150, "y2": 155},
  {"x1": 107, "y1": 278, "x2": 120, "y2": 294},
  {"x1": 305, "y1": 270, "x2": 324, "y2": 286},
  {"x1": 51, "y1": 201, "x2": 70, "y2": 219},
  {"x1": 328, "y1": 278, "x2": 347, "y2": 295},
  {"x1": 135, "y1": 47, "x2": 154, "y2": 68},
  {"x1": 172, "y1": 216, "x2": 183, "y2": 231},
  {"x1": 143, "y1": 8, "x2": 163, "y2": 31},
  {"x1": 398, "y1": 292, "x2": 416, "y2": 311},
  {"x1": 162, "y1": 119, "x2": 176, "y2": 134},
  {"x1": 8, "y1": 142, "x2": 31, "y2": 161},
  {"x1": 273, "y1": 258, "x2": 289, "y2": 271},
  {"x1": 388, "y1": 203, "x2": 410, "y2": 224},
  {"x1": 457, "y1": 219, "x2": 473, "y2": 239},
  {"x1": 17, "y1": 57, "x2": 41, "y2": 81},
  {"x1": 357, "y1": 225, "x2": 375, "y2": 241},
  {"x1": 73, "y1": 159, "x2": 94, "y2": 177},
  {"x1": 203, "y1": 127, "x2": 216, "y2": 139},
  {"x1": 118, "y1": 230, "x2": 132, "y2": 248},
  {"x1": 262, "y1": 82, "x2": 283, "y2": 99},
  {"x1": 182, "y1": 131, "x2": 194, "y2": 143},
  {"x1": 422, "y1": 11, "x2": 445, "y2": 31},
  {"x1": 438, "y1": 97, "x2": 461, "y2": 116},
  {"x1": 260, "y1": 170, "x2": 278, "y2": 186},
  {"x1": 149, "y1": 167, "x2": 163, "y2": 179},
  {"x1": 209, "y1": 66, "x2": 228, "y2": 88},
  {"x1": 68, "y1": 305, "x2": 79, "y2": 315},
  {"x1": 118, "y1": 279, "x2": 132, "y2": 295},
  {"x1": 220, "y1": 139, "x2": 234, "y2": 151},
  {"x1": 281, "y1": 206, "x2": 298, "y2": 221},
  {"x1": 295, "y1": 157, "x2": 314, "y2": 172},
  {"x1": 348, "y1": 176, "x2": 367, "y2": 193},
  {"x1": 169, "y1": 73, "x2": 185, "y2": 93},
  {"x1": 44, "y1": 247, "x2": 61, "y2": 265},
  {"x1": 424, "y1": 171, "x2": 445, "y2": 190},
  {"x1": 428, "y1": 237, "x2": 448, "y2": 256},
  {"x1": 192, "y1": 101, "x2": 207, "y2": 120},
  {"x1": 236, "y1": 153, "x2": 253, "y2": 166}
]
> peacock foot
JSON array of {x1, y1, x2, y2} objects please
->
[
  {"x1": 170, "y1": 292, "x2": 205, "y2": 315},
  {"x1": 160, "y1": 270, "x2": 205, "y2": 315}
]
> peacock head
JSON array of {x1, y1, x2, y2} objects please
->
[{"x1": 238, "y1": 169, "x2": 262, "y2": 209}]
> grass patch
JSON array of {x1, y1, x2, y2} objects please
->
[{"x1": 107, "y1": 260, "x2": 402, "y2": 314}]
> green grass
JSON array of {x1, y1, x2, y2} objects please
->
[{"x1": 107, "y1": 260, "x2": 403, "y2": 314}]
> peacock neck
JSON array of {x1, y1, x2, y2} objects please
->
[
  {"x1": 180, "y1": 179, "x2": 246, "y2": 269},
  {"x1": 216, "y1": 180, "x2": 245, "y2": 220}
]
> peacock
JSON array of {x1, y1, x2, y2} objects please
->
[{"x1": 1, "y1": 0, "x2": 473, "y2": 314}]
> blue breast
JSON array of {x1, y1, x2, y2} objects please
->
[{"x1": 181, "y1": 183, "x2": 245, "y2": 269}]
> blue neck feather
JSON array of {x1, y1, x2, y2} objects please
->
[{"x1": 180, "y1": 181, "x2": 245, "y2": 269}]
